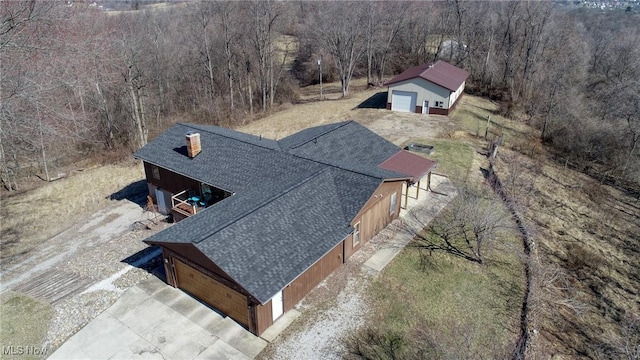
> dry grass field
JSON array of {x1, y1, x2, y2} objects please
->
[
  {"x1": 494, "y1": 147, "x2": 640, "y2": 358},
  {"x1": 0, "y1": 162, "x2": 144, "y2": 261},
  {"x1": 452, "y1": 94, "x2": 640, "y2": 359}
]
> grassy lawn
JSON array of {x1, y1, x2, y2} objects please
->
[
  {"x1": 0, "y1": 292, "x2": 53, "y2": 360},
  {"x1": 237, "y1": 78, "x2": 377, "y2": 139},
  {"x1": 350, "y1": 95, "x2": 525, "y2": 358},
  {"x1": 402, "y1": 138, "x2": 475, "y2": 183},
  {"x1": 367, "y1": 236, "x2": 523, "y2": 358}
]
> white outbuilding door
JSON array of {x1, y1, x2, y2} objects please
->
[{"x1": 391, "y1": 90, "x2": 417, "y2": 113}]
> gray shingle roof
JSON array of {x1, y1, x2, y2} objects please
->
[
  {"x1": 134, "y1": 123, "x2": 315, "y2": 193},
  {"x1": 283, "y1": 121, "x2": 407, "y2": 179},
  {"x1": 137, "y1": 120, "x2": 414, "y2": 304},
  {"x1": 277, "y1": 122, "x2": 348, "y2": 150}
]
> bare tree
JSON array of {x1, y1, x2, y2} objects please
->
[
  {"x1": 411, "y1": 186, "x2": 512, "y2": 265},
  {"x1": 363, "y1": 2, "x2": 409, "y2": 85},
  {"x1": 315, "y1": 2, "x2": 367, "y2": 97},
  {"x1": 246, "y1": 0, "x2": 279, "y2": 111},
  {"x1": 191, "y1": 1, "x2": 218, "y2": 109},
  {"x1": 216, "y1": 1, "x2": 239, "y2": 114},
  {"x1": 118, "y1": 22, "x2": 149, "y2": 149}
]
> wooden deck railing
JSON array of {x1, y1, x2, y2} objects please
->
[{"x1": 171, "y1": 190, "x2": 198, "y2": 217}]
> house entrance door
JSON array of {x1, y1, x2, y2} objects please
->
[
  {"x1": 271, "y1": 290, "x2": 284, "y2": 321},
  {"x1": 155, "y1": 188, "x2": 167, "y2": 214},
  {"x1": 422, "y1": 101, "x2": 429, "y2": 114}
]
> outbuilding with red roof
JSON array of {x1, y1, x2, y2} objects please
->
[{"x1": 385, "y1": 60, "x2": 469, "y2": 115}]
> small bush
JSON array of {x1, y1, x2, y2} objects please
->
[
  {"x1": 511, "y1": 138, "x2": 544, "y2": 158},
  {"x1": 342, "y1": 326, "x2": 409, "y2": 360},
  {"x1": 582, "y1": 178, "x2": 608, "y2": 204},
  {"x1": 565, "y1": 243, "x2": 604, "y2": 278}
]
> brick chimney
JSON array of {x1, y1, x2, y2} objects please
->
[{"x1": 186, "y1": 132, "x2": 201, "y2": 158}]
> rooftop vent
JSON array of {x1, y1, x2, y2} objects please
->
[{"x1": 186, "y1": 132, "x2": 201, "y2": 158}]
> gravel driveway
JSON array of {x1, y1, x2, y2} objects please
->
[{"x1": 0, "y1": 198, "x2": 169, "y2": 350}]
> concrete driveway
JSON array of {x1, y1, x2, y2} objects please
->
[{"x1": 48, "y1": 276, "x2": 267, "y2": 360}]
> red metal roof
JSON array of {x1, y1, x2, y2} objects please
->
[
  {"x1": 385, "y1": 60, "x2": 469, "y2": 92},
  {"x1": 378, "y1": 150, "x2": 436, "y2": 183}
]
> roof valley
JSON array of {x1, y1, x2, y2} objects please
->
[{"x1": 193, "y1": 166, "x2": 330, "y2": 244}]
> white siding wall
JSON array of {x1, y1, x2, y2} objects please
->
[
  {"x1": 388, "y1": 78, "x2": 451, "y2": 111},
  {"x1": 448, "y1": 81, "x2": 465, "y2": 108}
]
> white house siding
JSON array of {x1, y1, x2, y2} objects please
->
[{"x1": 388, "y1": 78, "x2": 451, "y2": 113}]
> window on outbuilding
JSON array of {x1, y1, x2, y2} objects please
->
[{"x1": 353, "y1": 222, "x2": 361, "y2": 247}]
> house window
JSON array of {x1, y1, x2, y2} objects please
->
[
  {"x1": 390, "y1": 192, "x2": 397, "y2": 215},
  {"x1": 353, "y1": 222, "x2": 361, "y2": 247},
  {"x1": 435, "y1": 101, "x2": 444, "y2": 108},
  {"x1": 152, "y1": 166, "x2": 160, "y2": 180}
]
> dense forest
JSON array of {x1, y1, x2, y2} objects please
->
[{"x1": 1, "y1": 0, "x2": 639, "y2": 192}]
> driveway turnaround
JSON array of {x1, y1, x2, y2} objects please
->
[{"x1": 48, "y1": 276, "x2": 267, "y2": 360}]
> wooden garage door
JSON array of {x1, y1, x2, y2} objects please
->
[{"x1": 174, "y1": 259, "x2": 249, "y2": 327}]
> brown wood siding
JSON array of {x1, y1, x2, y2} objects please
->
[
  {"x1": 283, "y1": 240, "x2": 344, "y2": 311},
  {"x1": 343, "y1": 233, "x2": 358, "y2": 259},
  {"x1": 143, "y1": 162, "x2": 200, "y2": 195},
  {"x1": 160, "y1": 243, "x2": 236, "y2": 284},
  {"x1": 415, "y1": 105, "x2": 422, "y2": 114},
  {"x1": 429, "y1": 107, "x2": 449, "y2": 115},
  {"x1": 352, "y1": 181, "x2": 403, "y2": 245},
  {"x1": 171, "y1": 210, "x2": 189, "y2": 223},
  {"x1": 386, "y1": 102, "x2": 391, "y2": 110},
  {"x1": 174, "y1": 258, "x2": 249, "y2": 327},
  {"x1": 254, "y1": 301, "x2": 273, "y2": 335}
]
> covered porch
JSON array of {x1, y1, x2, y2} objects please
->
[{"x1": 378, "y1": 150, "x2": 437, "y2": 210}]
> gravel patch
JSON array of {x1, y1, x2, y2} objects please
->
[
  {"x1": 42, "y1": 222, "x2": 168, "y2": 351},
  {"x1": 268, "y1": 277, "x2": 370, "y2": 360},
  {"x1": 45, "y1": 290, "x2": 121, "y2": 350}
]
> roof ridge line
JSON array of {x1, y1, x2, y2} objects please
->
[
  {"x1": 286, "y1": 121, "x2": 353, "y2": 150},
  {"x1": 178, "y1": 122, "x2": 280, "y2": 151},
  {"x1": 285, "y1": 149, "x2": 409, "y2": 182},
  {"x1": 193, "y1": 166, "x2": 331, "y2": 243}
]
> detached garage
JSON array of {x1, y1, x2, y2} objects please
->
[{"x1": 386, "y1": 60, "x2": 469, "y2": 116}]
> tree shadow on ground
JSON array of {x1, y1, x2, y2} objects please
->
[
  {"x1": 355, "y1": 91, "x2": 388, "y2": 109},
  {"x1": 108, "y1": 179, "x2": 148, "y2": 207}
]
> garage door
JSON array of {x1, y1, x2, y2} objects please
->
[
  {"x1": 391, "y1": 90, "x2": 417, "y2": 112},
  {"x1": 174, "y1": 259, "x2": 249, "y2": 327}
]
